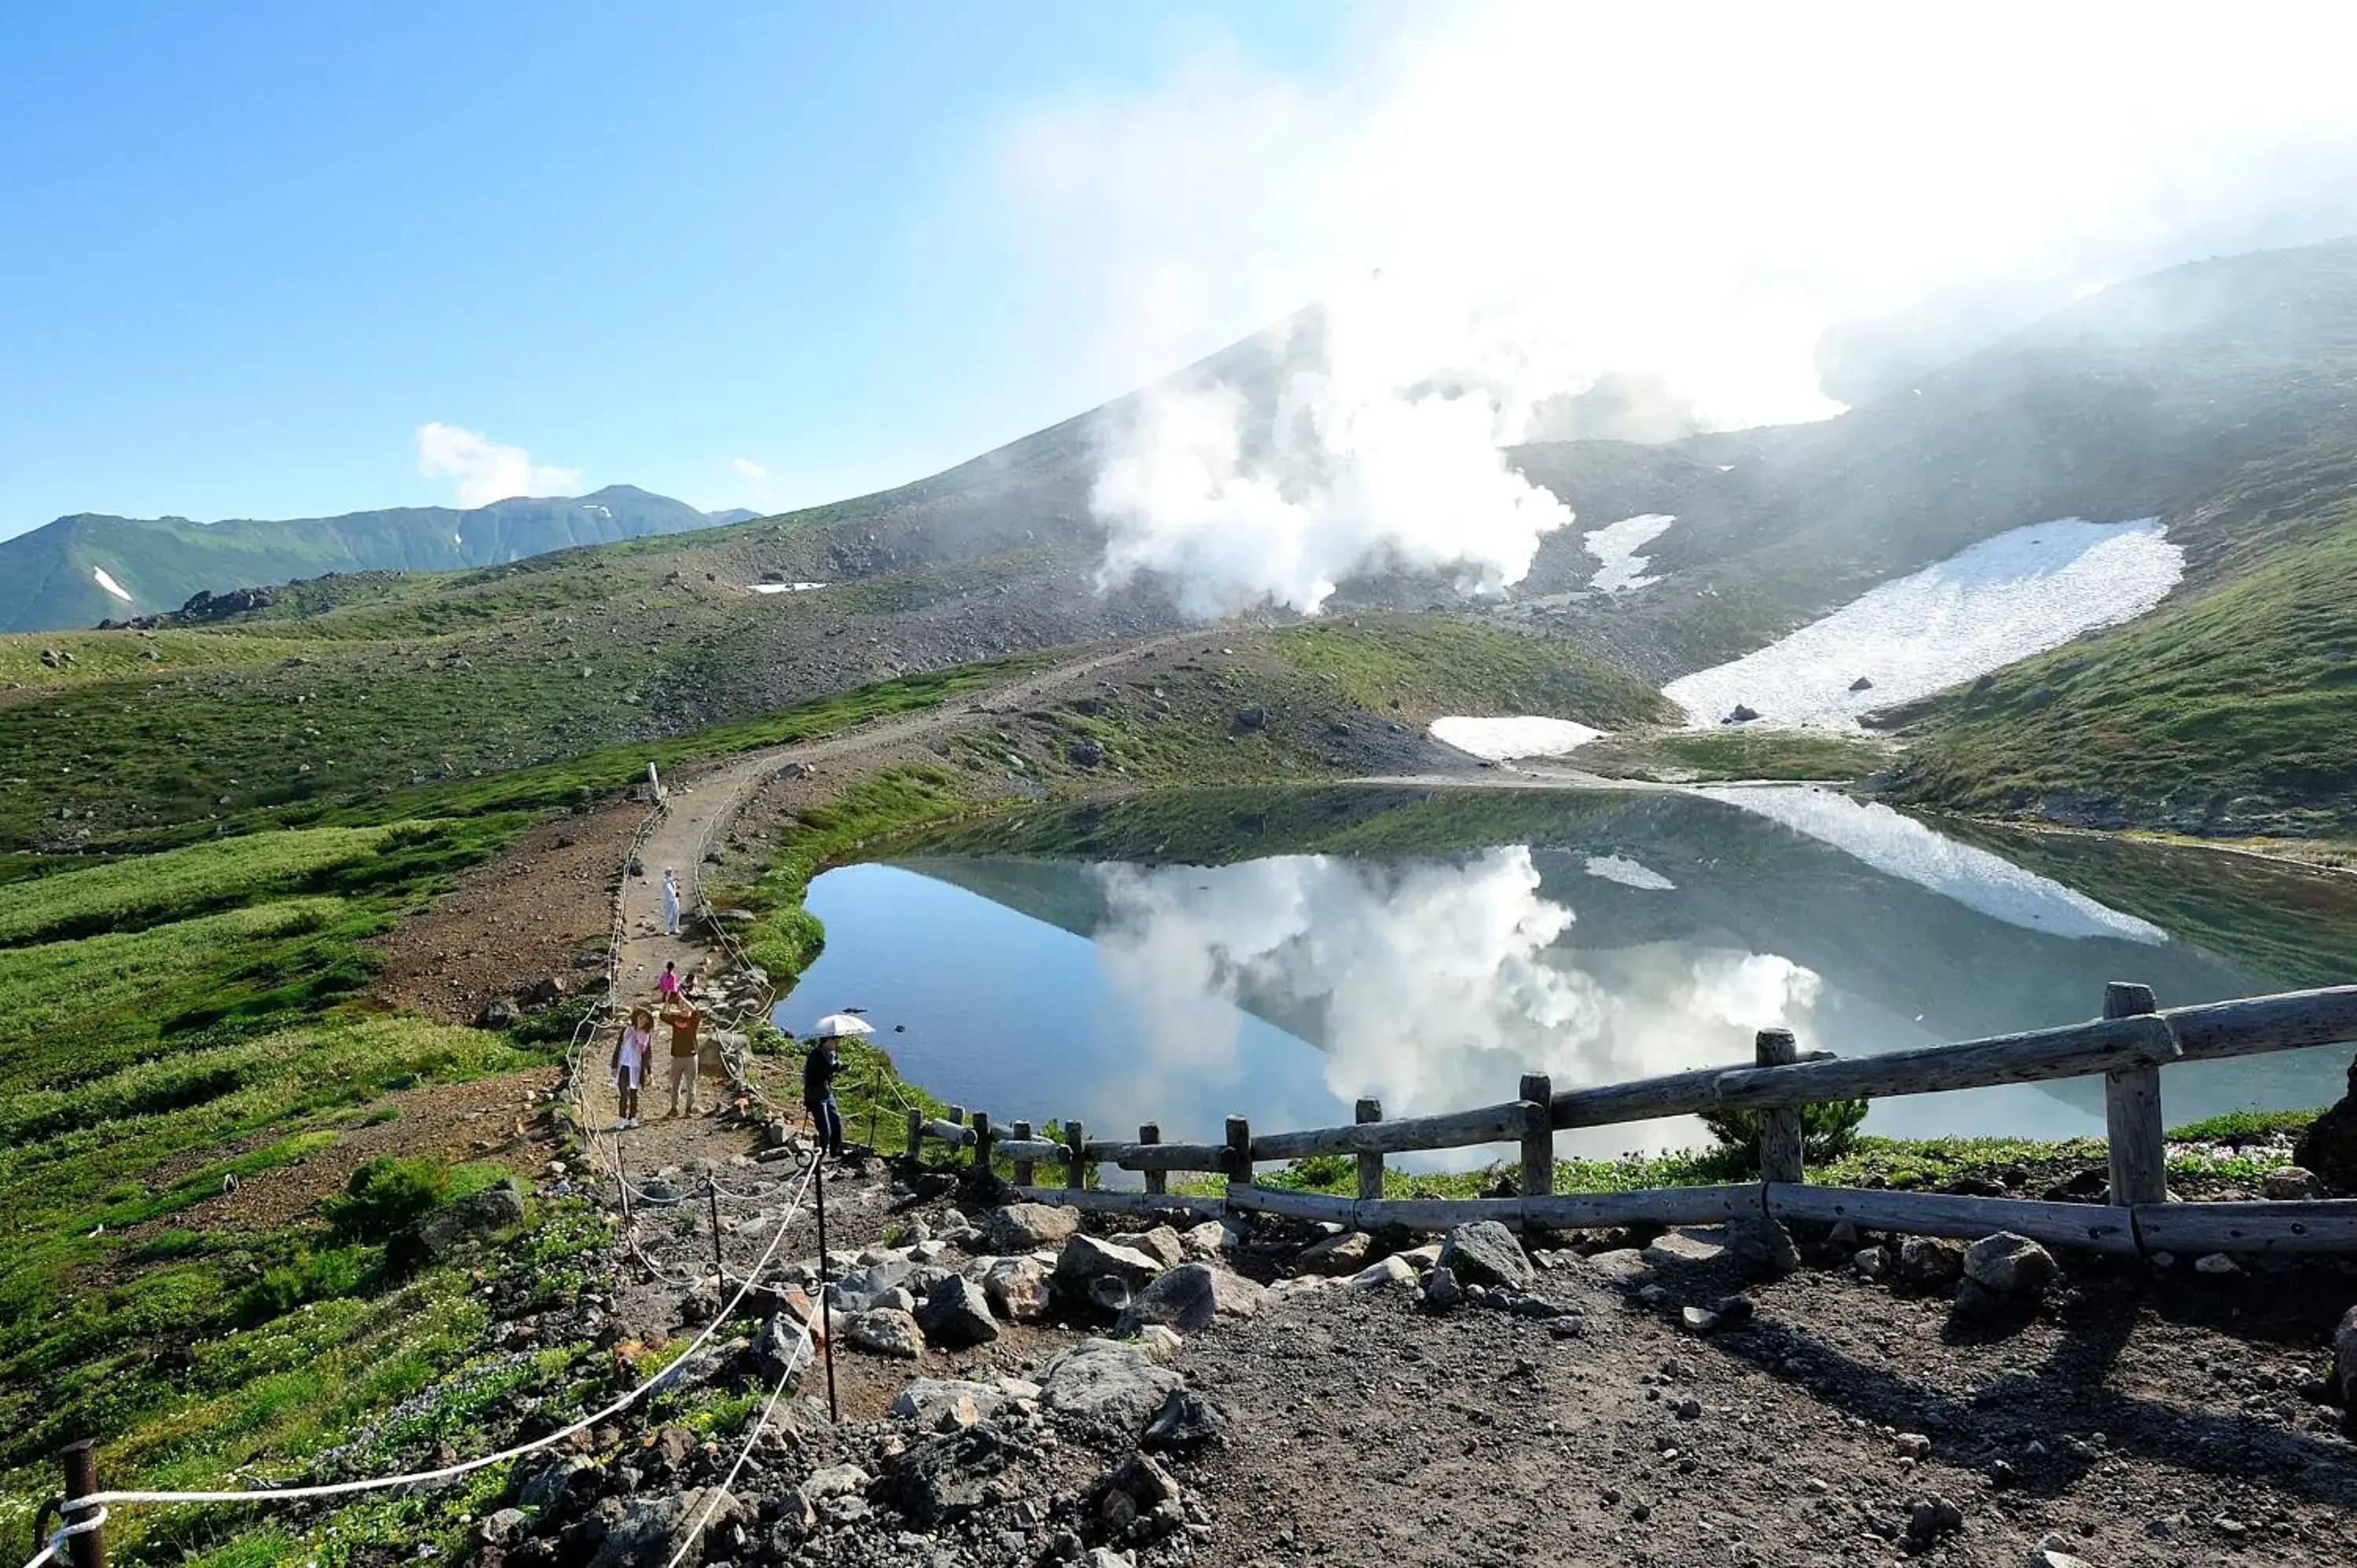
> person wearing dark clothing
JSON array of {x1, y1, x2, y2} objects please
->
[{"x1": 803, "y1": 1035, "x2": 845, "y2": 1157}]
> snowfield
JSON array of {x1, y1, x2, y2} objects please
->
[
  {"x1": 1584, "y1": 513, "x2": 1675, "y2": 593},
  {"x1": 1582, "y1": 854, "x2": 1676, "y2": 891},
  {"x1": 91, "y1": 566, "x2": 134, "y2": 603},
  {"x1": 1697, "y1": 785, "x2": 2166, "y2": 943},
  {"x1": 749, "y1": 581, "x2": 828, "y2": 595},
  {"x1": 1663, "y1": 518, "x2": 2182, "y2": 727},
  {"x1": 1430, "y1": 715, "x2": 1606, "y2": 760}
]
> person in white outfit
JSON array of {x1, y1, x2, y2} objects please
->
[
  {"x1": 611, "y1": 1006, "x2": 653, "y2": 1129},
  {"x1": 660, "y1": 868, "x2": 680, "y2": 936}
]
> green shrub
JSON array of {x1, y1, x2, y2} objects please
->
[
  {"x1": 1698, "y1": 1100, "x2": 1869, "y2": 1170},
  {"x1": 1282, "y1": 1152, "x2": 1354, "y2": 1189},
  {"x1": 321, "y1": 1155, "x2": 449, "y2": 1244},
  {"x1": 236, "y1": 1245, "x2": 367, "y2": 1323}
]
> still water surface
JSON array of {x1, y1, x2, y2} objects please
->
[{"x1": 775, "y1": 786, "x2": 2357, "y2": 1164}]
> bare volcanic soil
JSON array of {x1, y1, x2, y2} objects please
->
[{"x1": 1179, "y1": 1239, "x2": 2357, "y2": 1568}]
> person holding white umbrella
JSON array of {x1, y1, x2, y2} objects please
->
[{"x1": 803, "y1": 1011, "x2": 871, "y2": 1159}]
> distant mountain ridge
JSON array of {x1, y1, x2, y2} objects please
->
[{"x1": 0, "y1": 485, "x2": 750, "y2": 632}]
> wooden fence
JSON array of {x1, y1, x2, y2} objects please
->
[{"x1": 893, "y1": 982, "x2": 2357, "y2": 1257}]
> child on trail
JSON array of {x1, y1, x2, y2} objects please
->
[
  {"x1": 663, "y1": 997, "x2": 703, "y2": 1116},
  {"x1": 660, "y1": 868, "x2": 680, "y2": 937},
  {"x1": 611, "y1": 1006, "x2": 652, "y2": 1129},
  {"x1": 802, "y1": 1030, "x2": 845, "y2": 1159},
  {"x1": 658, "y1": 961, "x2": 681, "y2": 1002}
]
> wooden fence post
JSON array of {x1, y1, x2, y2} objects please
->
[
  {"x1": 1354, "y1": 1098, "x2": 1384, "y2": 1201},
  {"x1": 1519, "y1": 1073, "x2": 1554, "y2": 1199},
  {"x1": 61, "y1": 1438, "x2": 104, "y2": 1568},
  {"x1": 1010, "y1": 1120, "x2": 1034, "y2": 1187},
  {"x1": 1139, "y1": 1123, "x2": 1165, "y2": 1196},
  {"x1": 972, "y1": 1111, "x2": 992, "y2": 1173},
  {"x1": 904, "y1": 1107, "x2": 922, "y2": 1163},
  {"x1": 1755, "y1": 1029, "x2": 1803, "y2": 1183},
  {"x1": 1065, "y1": 1120, "x2": 1087, "y2": 1190},
  {"x1": 1226, "y1": 1115, "x2": 1253, "y2": 1186},
  {"x1": 2103, "y1": 981, "x2": 2168, "y2": 1205}
]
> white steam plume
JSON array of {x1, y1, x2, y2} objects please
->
[{"x1": 976, "y1": 2, "x2": 2357, "y2": 615}]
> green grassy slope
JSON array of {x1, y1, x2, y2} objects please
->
[{"x1": 1886, "y1": 448, "x2": 2357, "y2": 833}]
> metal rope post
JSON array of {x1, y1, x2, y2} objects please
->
[
  {"x1": 706, "y1": 1176, "x2": 724, "y2": 1278},
  {"x1": 60, "y1": 1442, "x2": 102, "y2": 1568},
  {"x1": 812, "y1": 1156, "x2": 838, "y2": 1423}
]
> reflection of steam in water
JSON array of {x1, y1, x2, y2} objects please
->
[{"x1": 1087, "y1": 848, "x2": 1824, "y2": 1154}]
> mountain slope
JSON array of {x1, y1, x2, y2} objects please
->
[{"x1": 0, "y1": 485, "x2": 739, "y2": 632}]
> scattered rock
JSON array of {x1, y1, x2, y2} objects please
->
[
  {"x1": 984, "y1": 1202, "x2": 1081, "y2": 1251},
  {"x1": 1849, "y1": 676, "x2": 1875, "y2": 691},
  {"x1": 915, "y1": 1273, "x2": 1000, "y2": 1348},
  {"x1": 1420, "y1": 1265, "x2": 1463, "y2": 1311},
  {"x1": 875, "y1": 1423, "x2": 1025, "y2": 1526},
  {"x1": 1053, "y1": 1233, "x2": 1166, "y2": 1313},
  {"x1": 1232, "y1": 707, "x2": 1266, "y2": 731},
  {"x1": 1113, "y1": 1262, "x2": 1267, "y2": 1336},
  {"x1": 1896, "y1": 1236, "x2": 1965, "y2": 1288},
  {"x1": 1298, "y1": 1229, "x2": 1374, "y2": 1275},
  {"x1": 1065, "y1": 739, "x2": 1105, "y2": 768},
  {"x1": 889, "y1": 1379, "x2": 1004, "y2": 1424},
  {"x1": 588, "y1": 1488, "x2": 736, "y2": 1568},
  {"x1": 2194, "y1": 1252, "x2": 2242, "y2": 1277},
  {"x1": 1178, "y1": 1221, "x2": 1231, "y2": 1260},
  {"x1": 418, "y1": 1180, "x2": 527, "y2": 1258},
  {"x1": 1438, "y1": 1220, "x2": 1534, "y2": 1289},
  {"x1": 1347, "y1": 1255, "x2": 1416, "y2": 1290},
  {"x1": 1040, "y1": 1339, "x2": 1184, "y2": 1435},
  {"x1": 981, "y1": 1255, "x2": 1051, "y2": 1323},
  {"x1": 476, "y1": 1508, "x2": 530, "y2": 1548},
  {"x1": 1141, "y1": 1387, "x2": 1230, "y2": 1453},
  {"x1": 1110, "y1": 1225, "x2": 1186, "y2": 1268},
  {"x1": 2262, "y1": 1165, "x2": 2326, "y2": 1200},
  {"x1": 1962, "y1": 1232, "x2": 2058, "y2": 1298},
  {"x1": 844, "y1": 1307, "x2": 925, "y2": 1358},
  {"x1": 1643, "y1": 1228, "x2": 1728, "y2": 1269},
  {"x1": 2331, "y1": 1304, "x2": 2357, "y2": 1406},
  {"x1": 2293, "y1": 1055, "x2": 2357, "y2": 1193},
  {"x1": 1725, "y1": 704, "x2": 1759, "y2": 723}
]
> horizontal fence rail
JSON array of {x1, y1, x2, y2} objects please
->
[{"x1": 886, "y1": 983, "x2": 2357, "y2": 1258}]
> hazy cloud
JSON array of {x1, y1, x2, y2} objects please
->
[
  {"x1": 981, "y1": 2, "x2": 2357, "y2": 614},
  {"x1": 414, "y1": 423, "x2": 581, "y2": 508},
  {"x1": 729, "y1": 457, "x2": 768, "y2": 481}
]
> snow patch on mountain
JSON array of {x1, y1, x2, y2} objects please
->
[
  {"x1": 1665, "y1": 518, "x2": 2182, "y2": 727},
  {"x1": 1584, "y1": 513, "x2": 1674, "y2": 593},
  {"x1": 1430, "y1": 715, "x2": 1606, "y2": 760},
  {"x1": 91, "y1": 566, "x2": 134, "y2": 603}
]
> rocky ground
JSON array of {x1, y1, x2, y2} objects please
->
[{"x1": 449, "y1": 1088, "x2": 2357, "y2": 1568}]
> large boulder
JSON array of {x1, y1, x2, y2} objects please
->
[
  {"x1": 1053, "y1": 1233, "x2": 1166, "y2": 1312},
  {"x1": 984, "y1": 1203, "x2": 1081, "y2": 1251},
  {"x1": 1437, "y1": 1221, "x2": 1532, "y2": 1289},
  {"x1": 1040, "y1": 1339, "x2": 1184, "y2": 1435},
  {"x1": 2293, "y1": 1057, "x2": 2357, "y2": 1194},
  {"x1": 419, "y1": 1181, "x2": 528, "y2": 1259},
  {"x1": 1962, "y1": 1233, "x2": 2058, "y2": 1298},
  {"x1": 981, "y1": 1256, "x2": 1050, "y2": 1322},
  {"x1": 1109, "y1": 1225, "x2": 1186, "y2": 1268},
  {"x1": 588, "y1": 1488, "x2": 736, "y2": 1568},
  {"x1": 1113, "y1": 1262, "x2": 1266, "y2": 1336},
  {"x1": 915, "y1": 1274, "x2": 1000, "y2": 1350}
]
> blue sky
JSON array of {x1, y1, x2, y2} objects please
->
[{"x1": 0, "y1": 3, "x2": 1351, "y2": 537}]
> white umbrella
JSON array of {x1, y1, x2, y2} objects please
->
[{"x1": 808, "y1": 1013, "x2": 874, "y2": 1040}]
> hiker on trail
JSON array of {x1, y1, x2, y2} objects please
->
[
  {"x1": 611, "y1": 1006, "x2": 652, "y2": 1129},
  {"x1": 660, "y1": 867, "x2": 680, "y2": 936},
  {"x1": 803, "y1": 1030, "x2": 845, "y2": 1159},
  {"x1": 662, "y1": 996, "x2": 703, "y2": 1116},
  {"x1": 658, "y1": 960, "x2": 681, "y2": 1002}
]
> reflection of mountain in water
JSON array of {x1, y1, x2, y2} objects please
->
[{"x1": 891, "y1": 786, "x2": 2355, "y2": 1123}]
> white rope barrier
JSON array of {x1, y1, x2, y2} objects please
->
[{"x1": 64, "y1": 1152, "x2": 819, "y2": 1515}]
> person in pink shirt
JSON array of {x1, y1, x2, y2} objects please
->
[{"x1": 657, "y1": 961, "x2": 681, "y2": 1002}]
